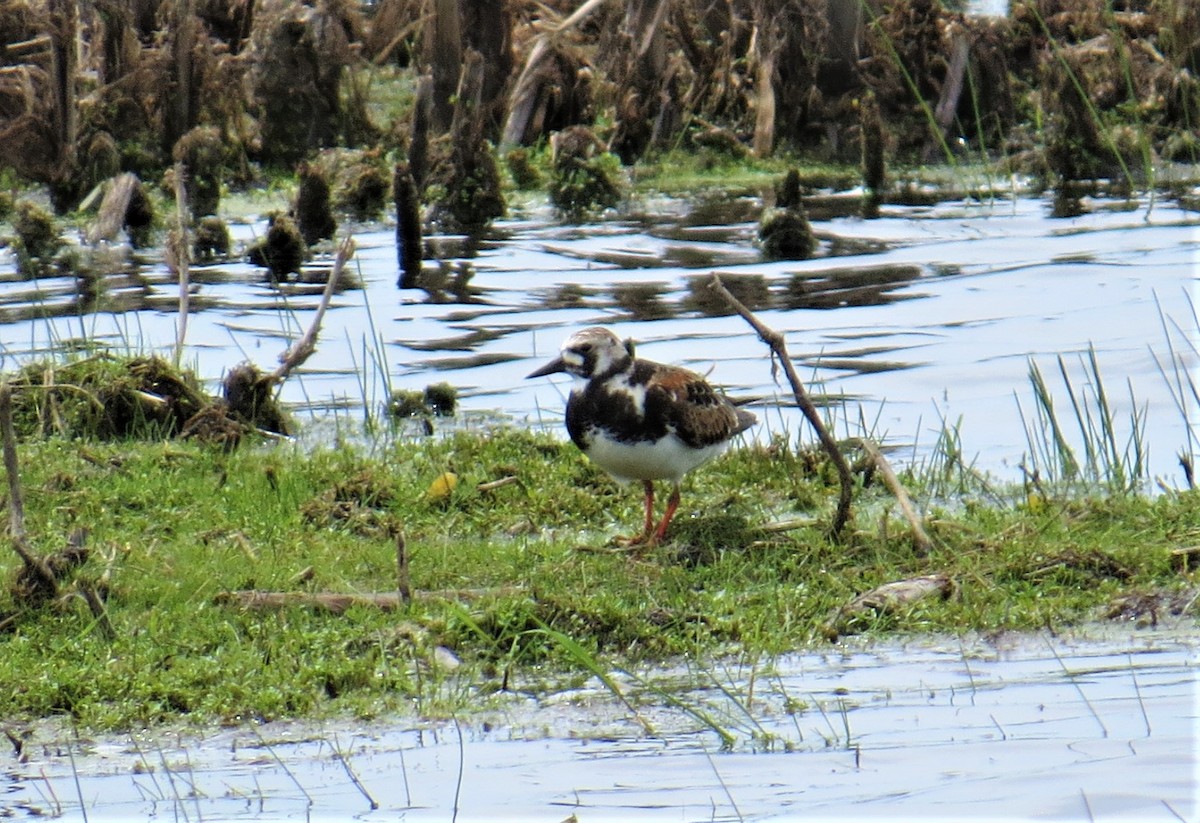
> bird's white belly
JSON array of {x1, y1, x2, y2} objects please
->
[{"x1": 585, "y1": 431, "x2": 728, "y2": 483}]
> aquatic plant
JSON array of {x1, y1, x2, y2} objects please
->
[
  {"x1": 1017, "y1": 346, "x2": 1148, "y2": 495},
  {"x1": 548, "y1": 126, "x2": 623, "y2": 221},
  {"x1": 11, "y1": 200, "x2": 61, "y2": 276}
]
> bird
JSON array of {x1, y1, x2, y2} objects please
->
[{"x1": 527, "y1": 326, "x2": 757, "y2": 546}]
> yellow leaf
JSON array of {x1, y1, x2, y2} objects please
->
[{"x1": 425, "y1": 471, "x2": 458, "y2": 503}]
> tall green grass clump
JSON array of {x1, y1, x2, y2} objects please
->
[{"x1": 1017, "y1": 346, "x2": 1148, "y2": 496}]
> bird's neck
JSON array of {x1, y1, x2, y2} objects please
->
[{"x1": 592, "y1": 354, "x2": 635, "y2": 383}]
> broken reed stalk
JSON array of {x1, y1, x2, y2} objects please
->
[
  {"x1": 395, "y1": 531, "x2": 411, "y2": 605},
  {"x1": 77, "y1": 582, "x2": 116, "y2": 640},
  {"x1": 215, "y1": 587, "x2": 526, "y2": 613},
  {"x1": 708, "y1": 274, "x2": 853, "y2": 538},
  {"x1": 853, "y1": 437, "x2": 933, "y2": 556},
  {"x1": 394, "y1": 162, "x2": 422, "y2": 288},
  {"x1": 0, "y1": 383, "x2": 58, "y2": 595},
  {"x1": 501, "y1": 0, "x2": 611, "y2": 146},
  {"x1": 271, "y1": 235, "x2": 355, "y2": 384},
  {"x1": 170, "y1": 161, "x2": 191, "y2": 366}
]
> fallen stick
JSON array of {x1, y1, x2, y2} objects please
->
[
  {"x1": 215, "y1": 586, "x2": 526, "y2": 613},
  {"x1": 708, "y1": 275, "x2": 854, "y2": 537},
  {"x1": 852, "y1": 437, "x2": 933, "y2": 556}
]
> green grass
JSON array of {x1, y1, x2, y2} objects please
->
[{"x1": 0, "y1": 427, "x2": 1194, "y2": 731}]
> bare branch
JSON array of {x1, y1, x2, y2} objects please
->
[
  {"x1": 708, "y1": 274, "x2": 854, "y2": 537},
  {"x1": 272, "y1": 235, "x2": 355, "y2": 385},
  {"x1": 854, "y1": 437, "x2": 933, "y2": 556}
]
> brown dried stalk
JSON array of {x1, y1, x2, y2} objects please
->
[
  {"x1": 271, "y1": 235, "x2": 355, "y2": 384},
  {"x1": 708, "y1": 274, "x2": 854, "y2": 537}
]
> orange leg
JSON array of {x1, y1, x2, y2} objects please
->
[
  {"x1": 650, "y1": 483, "x2": 681, "y2": 545},
  {"x1": 640, "y1": 479, "x2": 656, "y2": 542},
  {"x1": 619, "y1": 479, "x2": 657, "y2": 546}
]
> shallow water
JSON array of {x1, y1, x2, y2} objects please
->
[
  {"x1": 2, "y1": 191, "x2": 1196, "y2": 485},
  {"x1": 3, "y1": 625, "x2": 1195, "y2": 821}
]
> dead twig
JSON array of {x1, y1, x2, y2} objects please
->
[
  {"x1": 708, "y1": 274, "x2": 854, "y2": 538},
  {"x1": 476, "y1": 476, "x2": 520, "y2": 493},
  {"x1": 853, "y1": 437, "x2": 933, "y2": 556},
  {"x1": 395, "y1": 531, "x2": 411, "y2": 605},
  {"x1": 822, "y1": 574, "x2": 955, "y2": 639}
]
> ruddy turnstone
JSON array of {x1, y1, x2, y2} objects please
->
[{"x1": 527, "y1": 327, "x2": 756, "y2": 546}]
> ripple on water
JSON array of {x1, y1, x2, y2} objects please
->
[
  {"x1": 3, "y1": 626, "x2": 1195, "y2": 821},
  {"x1": 0, "y1": 195, "x2": 1196, "y2": 483}
]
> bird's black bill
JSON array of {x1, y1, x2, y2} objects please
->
[{"x1": 526, "y1": 356, "x2": 567, "y2": 379}]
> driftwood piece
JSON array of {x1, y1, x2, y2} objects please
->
[
  {"x1": 925, "y1": 31, "x2": 971, "y2": 163},
  {"x1": 708, "y1": 275, "x2": 854, "y2": 538},
  {"x1": 86, "y1": 172, "x2": 140, "y2": 243},
  {"x1": 854, "y1": 438, "x2": 933, "y2": 556},
  {"x1": 822, "y1": 574, "x2": 955, "y2": 639},
  {"x1": 215, "y1": 587, "x2": 525, "y2": 613}
]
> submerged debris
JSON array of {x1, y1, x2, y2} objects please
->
[
  {"x1": 387, "y1": 382, "x2": 458, "y2": 425},
  {"x1": 759, "y1": 168, "x2": 817, "y2": 260},
  {"x1": 393, "y1": 161, "x2": 423, "y2": 288},
  {"x1": 759, "y1": 209, "x2": 816, "y2": 260}
]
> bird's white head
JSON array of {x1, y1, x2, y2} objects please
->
[{"x1": 527, "y1": 327, "x2": 633, "y2": 382}]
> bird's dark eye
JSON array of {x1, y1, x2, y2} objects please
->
[{"x1": 577, "y1": 343, "x2": 592, "y2": 353}]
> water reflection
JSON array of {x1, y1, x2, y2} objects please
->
[
  {"x1": 781, "y1": 263, "x2": 925, "y2": 309},
  {"x1": 3, "y1": 627, "x2": 1194, "y2": 821},
  {"x1": 0, "y1": 194, "x2": 1195, "y2": 482}
]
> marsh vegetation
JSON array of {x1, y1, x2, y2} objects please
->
[{"x1": 0, "y1": 0, "x2": 1197, "y2": 739}]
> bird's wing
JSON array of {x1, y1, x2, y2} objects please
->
[{"x1": 646, "y1": 366, "x2": 745, "y2": 449}]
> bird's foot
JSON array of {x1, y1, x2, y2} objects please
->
[{"x1": 611, "y1": 532, "x2": 660, "y2": 550}]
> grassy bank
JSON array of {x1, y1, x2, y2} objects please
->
[{"x1": 0, "y1": 426, "x2": 1194, "y2": 731}]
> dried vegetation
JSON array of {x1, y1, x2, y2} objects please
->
[{"x1": 0, "y1": 0, "x2": 1191, "y2": 227}]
